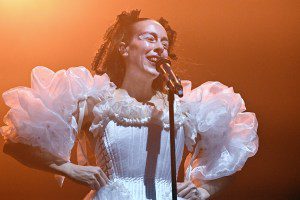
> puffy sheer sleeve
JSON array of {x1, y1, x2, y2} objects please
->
[
  {"x1": 0, "y1": 66, "x2": 113, "y2": 162},
  {"x1": 181, "y1": 80, "x2": 258, "y2": 181}
]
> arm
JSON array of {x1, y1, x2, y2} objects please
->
[
  {"x1": 200, "y1": 175, "x2": 233, "y2": 198},
  {"x1": 3, "y1": 140, "x2": 66, "y2": 172},
  {"x1": 2, "y1": 96, "x2": 107, "y2": 190},
  {"x1": 1, "y1": 67, "x2": 112, "y2": 190},
  {"x1": 3, "y1": 139, "x2": 108, "y2": 190},
  {"x1": 177, "y1": 175, "x2": 233, "y2": 200}
]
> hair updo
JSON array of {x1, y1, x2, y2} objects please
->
[{"x1": 91, "y1": 9, "x2": 177, "y2": 92}]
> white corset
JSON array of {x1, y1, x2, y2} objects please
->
[{"x1": 87, "y1": 121, "x2": 185, "y2": 200}]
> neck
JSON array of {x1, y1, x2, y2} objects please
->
[{"x1": 121, "y1": 70, "x2": 155, "y2": 103}]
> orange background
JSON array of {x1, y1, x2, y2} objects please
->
[{"x1": 0, "y1": 0, "x2": 299, "y2": 199}]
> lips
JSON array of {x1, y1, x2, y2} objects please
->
[{"x1": 146, "y1": 55, "x2": 160, "y2": 64}]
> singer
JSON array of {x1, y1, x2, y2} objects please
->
[{"x1": 0, "y1": 10, "x2": 258, "y2": 200}]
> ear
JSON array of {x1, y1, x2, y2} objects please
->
[{"x1": 118, "y1": 42, "x2": 129, "y2": 57}]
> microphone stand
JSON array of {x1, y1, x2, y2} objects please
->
[
  {"x1": 156, "y1": 58, "x2": 183, "y2": 200},
  {"x1": 168, "y1": 88, "x2": 178, "y2": 200}
]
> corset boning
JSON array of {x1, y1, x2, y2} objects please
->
[{"x1": 92, "y1": 121, "x2": 185, "y2": 200}]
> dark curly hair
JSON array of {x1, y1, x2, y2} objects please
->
[{"x1": 91, "y1": 10, "x2": 177, "y2": 92}]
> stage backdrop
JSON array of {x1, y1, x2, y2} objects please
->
[{"x1": 0, "y1": 0, "x2": 299, "y2": 199}]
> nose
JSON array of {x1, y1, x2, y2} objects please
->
[{"x1": 153, "y1": 41, "x2": 164, "y2": 56}]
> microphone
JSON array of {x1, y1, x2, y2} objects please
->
[{"x1": 156, "y1": 58, "x2": 183, "y2": 97}]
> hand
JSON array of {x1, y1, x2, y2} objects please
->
[
  {"x1": 63, "y1": 163, "x2": 109, "y2": 190},
  {"x1": 177, "y1": 181, "x2": 209, "y2": 200}
]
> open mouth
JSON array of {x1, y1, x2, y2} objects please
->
[{"x1": 146, "y1": 56, "x2": 160, "y2": 64}]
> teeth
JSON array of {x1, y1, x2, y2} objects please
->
[{"x1": 148, "y1": 57, "x2": 158, "y2": 62}]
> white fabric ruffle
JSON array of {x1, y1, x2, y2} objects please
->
[
  {"x1": 84, "y1": 178, "x2": 186, "y2": 200},
  {"x1": 0, "y1": 66, "x2": 258, "y2": 183},
  {"x1": 90, "y1": 88, "x2": 186, "y2": 135},
  {"x1": 181, "y1": 81, "x2": 258, "y2": 180},
  {"x1": 0, "y1": 66, "x2": 113, "y2": 161}
]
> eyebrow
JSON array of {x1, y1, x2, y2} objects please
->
[{"x1": 141, "y1": 32, "x2": 169, "y2": 42}]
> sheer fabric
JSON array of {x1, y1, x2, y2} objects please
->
[{"x1": 0, "y1": 66, "x2": 258, "y2": 199}]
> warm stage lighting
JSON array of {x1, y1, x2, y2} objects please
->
[
  {"x1": 1, "y1": 0, "x2": 44, "y2": 9},
  {"x1": 0, "y1": 0, "x2": 57, "y2": 16}
]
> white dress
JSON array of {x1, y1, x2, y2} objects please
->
[{"x1": 0, "y1": 66, "x2": 258, "y2": 200}]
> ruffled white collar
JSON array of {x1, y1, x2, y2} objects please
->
[{"x1": 92, "y1": 88, "x2": 187, "y2": 130}]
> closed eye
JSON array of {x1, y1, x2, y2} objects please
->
[
  {"x1": 162, "y1": 41, "x2": 169, "y2": 49},
  {"x1": 139, "y1": 33, "x2": 157, "y2": 43}
]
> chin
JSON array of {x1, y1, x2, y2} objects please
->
[{"x1": 147, "y1": 67, "x2": 160, "y2": 77}]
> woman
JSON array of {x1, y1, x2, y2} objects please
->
[{"x1": 0, "y1": 10, "x2": 258, "y2": 200}]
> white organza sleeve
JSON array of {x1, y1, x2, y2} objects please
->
[
  {"x1": 181, "y1": 81, "x2": 258, "y2": 181},
  {"x1": 0, "y1": 66, "x2": 113, "y2": 162}
]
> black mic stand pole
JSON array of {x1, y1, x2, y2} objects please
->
[
  {"x1": 156, "y1": 58, "x2": 183, "y2": 199},
  {"x1": 168, "y1": 87, "x2": 177, "y2": 200}
]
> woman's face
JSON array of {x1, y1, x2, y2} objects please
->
[{"x1": 121, "y1": 19, "x2": 169, "y2": 78}]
